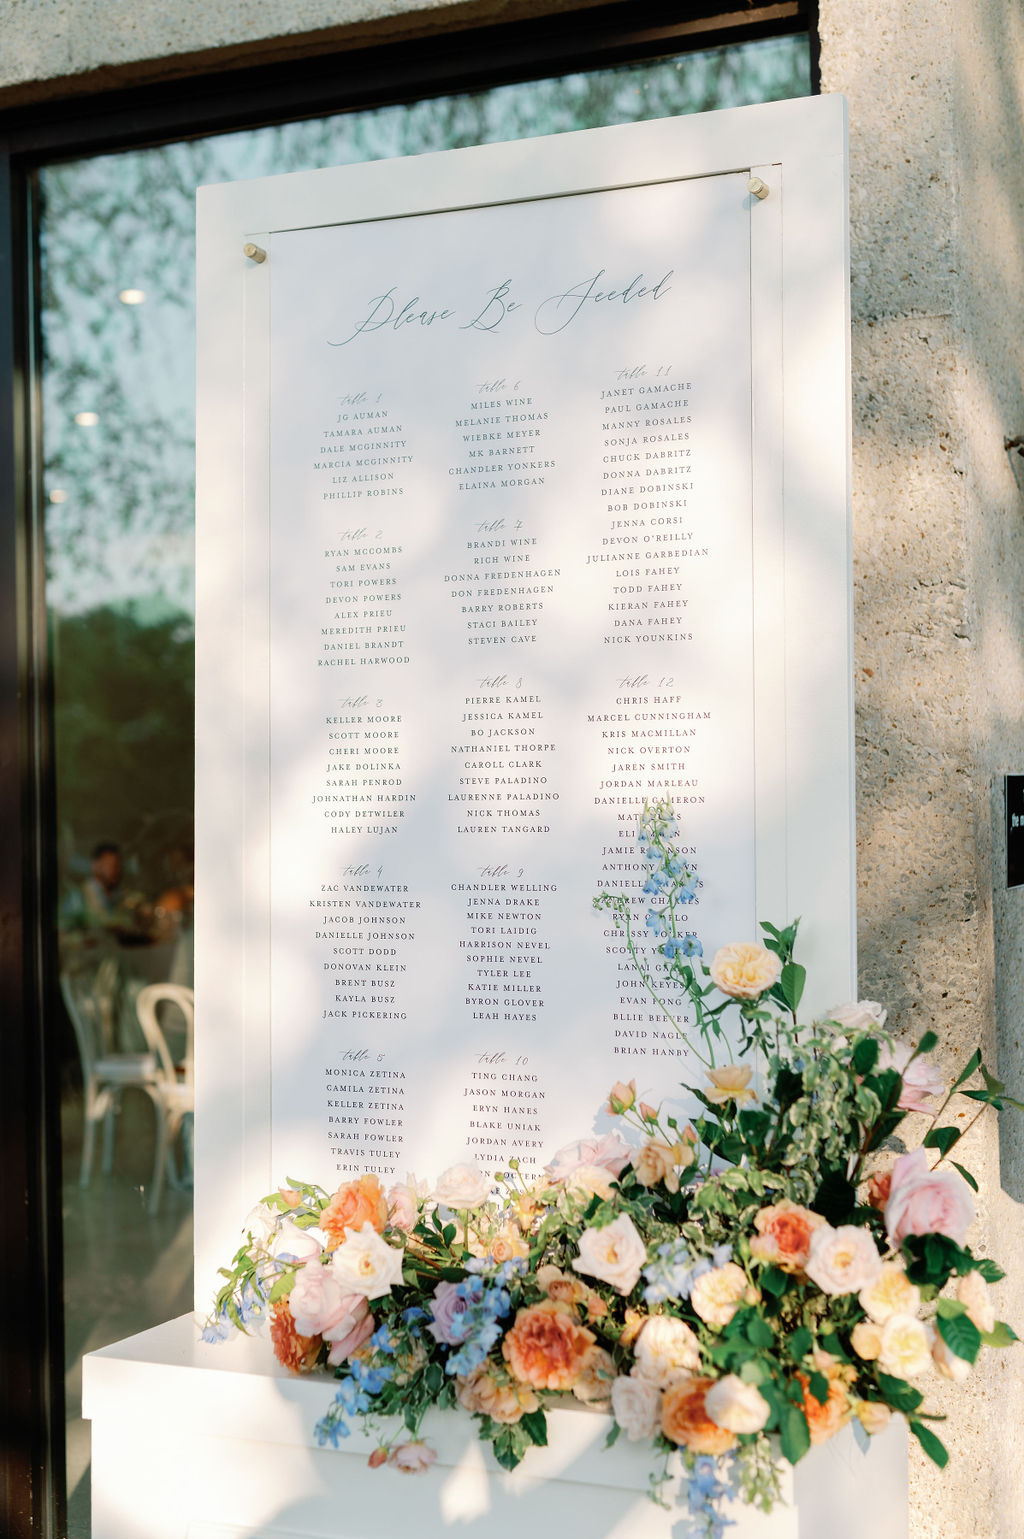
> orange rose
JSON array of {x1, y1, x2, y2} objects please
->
[
  {"x1": 865, "y1": 1171, "x2": 892, "y2": 1212},
  {"x1": 321, "y1": 1174, "x2": 388, "y2": 1250},
  {"x1": 796, "y1": 1368, "x2": 850, "y2": 1445},
  {"x1": 269, "y1": 1302, "x2": 322, "y2": 1373},
  {"x1": 661, "y1": 1377, "x2": 737, "y2": 1455},
  {"x1": 749, "y1": 1201, "x2": 826, "y2": 1273},
  {"x1": 502, "y1": 1300, "x2": 595, "y2": 1390}
]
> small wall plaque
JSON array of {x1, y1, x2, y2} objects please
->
[{"x1": 1007, "y1": 775, "x2": 1024, "y2": 887}]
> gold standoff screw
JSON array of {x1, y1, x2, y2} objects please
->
[
  {"x1": 747, "y1": 177, "x2": 770, "y2": 201},
  {"x1": 243, "y1": 243, "x2": 267, "y2": 263}
]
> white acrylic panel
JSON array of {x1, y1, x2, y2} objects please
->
[
  {"x1": 195, "y1": 96, "x2": 852, "y2": 1307},
  {"x1": 266, "y1": 173, "x2": 755, "y2": 1186}
]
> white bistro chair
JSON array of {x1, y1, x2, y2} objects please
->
[
  {"x1": 134, "y1": 982, "x2": 195, "y2": 1214},
  {"x1": 61, "y1": 968, "x2": 163, "y2": 1194}
]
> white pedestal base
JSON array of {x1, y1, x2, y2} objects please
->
[{"x1": 84, "y1": 1316, "x2": 907, "y2": 1539}]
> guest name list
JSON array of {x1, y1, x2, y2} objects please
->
[{"x1": 268, "y1": 174, "x2": 757, "y2": 1183}]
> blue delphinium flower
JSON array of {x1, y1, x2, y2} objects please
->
[
  {"x1": 201, "y1": 1308, "x2": 233, "y2": 1344},
  {"x1": 687, "y1": 1455, "x2": 736, "y2": 1539},
  {"x1": 642, "y1": 1241, "x2": 733, "y2": 1305},
  {"x1": 646, "y1": 911, "x2": 667, "y2": 935},
  {"x1": 314, "y1": 1376, "x2": 373, "y2": 1447},
  {"x1": 439, "y1": 1271, "x2": 515, "y2": 1377},
  {"x1": 662, "y1": 932, "x2": 702, "y2": 960}
]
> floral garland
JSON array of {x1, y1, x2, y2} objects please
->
[{"x1": 207, "y1": 802, "x2": 1018, "y2": 1536}]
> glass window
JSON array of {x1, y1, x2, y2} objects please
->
[{"x1": 38, "y1": 31, "x2": 811, "y2": 1534}]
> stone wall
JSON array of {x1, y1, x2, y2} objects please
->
[{"x1": 820, "y1": 2, "x2": 1024, "y2": 1534}]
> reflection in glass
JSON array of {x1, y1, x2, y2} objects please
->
[{"x1": 38, "y1": 32, "x2": 810, "y2": 1534}]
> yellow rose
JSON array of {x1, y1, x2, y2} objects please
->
[
  {"x1": 709, "y1": 943, "x2": 782, "y2": 1000},
  {"x1": 859, "y1": 1262, "x2": 921, "y2": 1324},
  {"x1": 877, "y1": 1313, "x2": 931, "y2": 1379},
  {"x1": 690, "y1": 1263, "x2": 749, "y2": 1329}
]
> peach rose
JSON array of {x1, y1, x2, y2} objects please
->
[
  {"x1": 865, "y1": 1171, "x2": 892, "y2": 1211},
  {"x1": 850, "y1": 1321, "x2": 883, "y2": 1361},
  {"x1": 632, "y1": 1138, "x2": 695, "y2": 1193},
  {"x1": 930, "y1": 1327, "x2": 971, "y2": 1383},
  {"x1": 488, "y1": 1222, "x2": 531, "y2": 1265},
  {"x1": 750, "y1": 1201, "x2": 826, "y2": 1273},
  {"x1": 321, "y1": 1174, "x2": 388, "y2": 1250},
  {"x1": 885, "y1": 1148, "x2": 975, "y2": 1248},
  {"x1": 797, "y1": 1368, "x2": 849, "y2": 1445},
  {"x1": 564, "y1": 1163, "x2": 617, "y2": 1202},
  {"x1": 502, "y1": 1300, "x2": 596, "y2": 1390},
  {"x1": 269, "y1": 1301, "x2": 322, "y2": 1374},
  {"x1": 854, "y1": 1400, "x2": 892, "y2": 1436},
  {"x1": 804, "y1": 1225, "x2": 882, "y2": 1296},
  {"x1": 704, "y1": 1064, "x2": 758, "y2": 1107},
  {"x1": 709, "y1": 943, "x2": 781, "y2": 1000},
  {"x1": 661, "y1": 1377, "x2": 738, "y2": 1455},
  {"x1": 704, "y1": 1374, "x2": 771, "y2": 1434},
  {"x1": 607, "y1": 1079, "x2": 637, "y2": 1114},
  {"x1": 456, "y1": 1363, "x2": 539, "y2": 1423},
  {"x1": 572, "y1": 1346, "x2": 616, "y2": 1405},
  {"x1": 388, "y1": 1440, "x2": 436, "y2": 1474},
  {"x1": 957, "y1": 1271, "x2": 995, "y2": 1334}
]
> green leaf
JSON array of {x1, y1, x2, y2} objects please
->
[
  {"x1": 813, "y1": 1167, "x2": 856, "y2": 1226},
  {"x1": 936, "y1": 1310, "x2": 982, "y2": 1365},
  {"x1": 425, "y1": 1364, "x2": 443, "y2": 1396},
  {"x1": 779, "y1": 962, "x2": 806, "y2": 1012},
  {"x1": 745, "y1": 1314, "x2": 775, "y2": 1350},
  {"x1": 923, "y1": 1126, "x2": 961, "y2": 1156},
  {"x1": 876, "y1": 1373, "x2": 923, "y2": 1414},
  {"x1": 789, "y1": 1327, "x2": 813, "y2": 1360},
  {"x1": 950, "y1": 1161, "x2": 979, "y2": 1192},
  {"x1": 520, "y1": 1409, "x2": 548, "y2": 1447},
  {"x1": 779, "y1": 1404, "x2": 811, "y2": 1465},
  {"x1": 909, "y1": 1420, "x2": 949, "y2": 1469},
  {"x1": 915, "y1": 1031, "x2": 939, "y2": 1056},
  {"x1": 268, "y1": 1272, "x2": 294, "y2": 1304},
  {"x1": 605, "y1": 1421, "x2": 622, "y2": 1449},
  {"x1": 975, "y1": 1258, "x2": 1006, "y2": 1283},
  {"x1": 951, "y1": 1049, "x2": 983, "y2": 1091},
  {"x1": 852, "y1": 1038, "x2": 880, "y2": 1076},
  {"x1": 980, "y1": 1321, "x2": 1019, "y2": 1348},
  {"x1": 819, "y1": 1331, "x2": 848, "y2": 1360},
  {"x1": 759, "y1": 1265, "x2": 789, "y2": 1299},
  {"x1": 442, "y1": 1224, "x2": 457, "y2": 1245},
  {"x1": 490, "y1": 1431, "x2": 525, "y2": 1472}
]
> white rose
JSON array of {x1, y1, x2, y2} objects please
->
[
  {"x1": 825, "y1": 1001, "x2": 888, "y2": 1032},
  {"x1": 634, "y1": 1315, "x2": 702, "y2": 1387},
  {"x1": 877, "y1": 1313, "x2": 932, "y2": 1379},
  {"x1": 805, "y1": 1225, "x2": 882, "y2": 1296},
  {"x1": 271, "y1": 1220, "x2": 326, "y2": 1262},
  {"x1": 957, "y1": 1271, "x2": 995, "y2": 1334},
  {"x1": 563, "y1": 1163, "x2": 616, "y2": 1201},
  {"x1": 611, "y1": 1374, "x2": 662, "y2": 1441},
  {"x1": 243, "y1": 1202, "x2": 279, "y2": 1252},
  {"x1": 705, "y1": 1374, "x2": 771, "y2": 1434},
  {"x1": 572, "y1": 1213, "x2": 647, "y2": 1296},
  {"x1": 329, "y1": 1222, "x2": 404, "y2": 1299},
  {"x1": 433, "y1": 1163, "x2": 493, "y2": 1210}
]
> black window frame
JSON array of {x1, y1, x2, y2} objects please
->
[{"x1": 0, "y1": 4, "x2": 817, "y2": 1533}]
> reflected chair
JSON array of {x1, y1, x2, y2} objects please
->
[
  {"x1": 134, "y1": 983, "x2": 195, "y2": 1214},
  {"x1": 61, "y1": 967, "x2": 163, "y2": 1194}
]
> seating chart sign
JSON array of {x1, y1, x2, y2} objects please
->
[{"x1": 266, "y1": 174, "x2": 757, "y2": 1182}]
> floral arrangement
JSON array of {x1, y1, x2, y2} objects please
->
[{"x1": 207, "y1": 801, "x2": 1017, "y2": 1536}]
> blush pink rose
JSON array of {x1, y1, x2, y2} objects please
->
[
  {"x1": 877, "y1": 1042, "x2": 946, "y2": 1113},
  {"x1": 546, "y1": 1132, "x2": 632, "y2": 1182},
  {"x1": 388, "y1": 1440, "x2": 437, "y2": 1474},
  {"x1": 288, "y1": 1261, "x2": 352, "y2": 1337},
  {"x1": 324, "y1": 1295, "x2": 375, "y2": 1365},
  {"x1": 885, "y1": 1148, "x2": 975, "y2": 1248}
]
